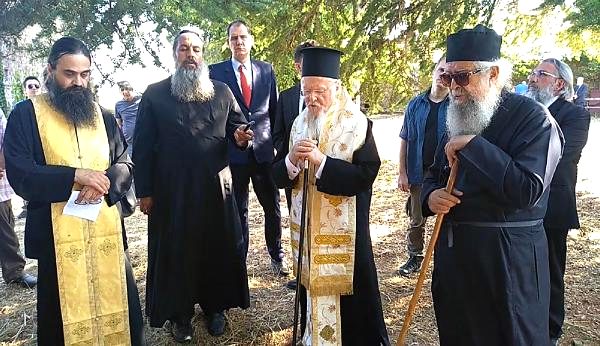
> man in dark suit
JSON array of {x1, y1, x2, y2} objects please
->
[
  {"x1": 527, "y1": 58, "x2": 591, "y2": 346},
  {"x1": 574, "y1": 76, "x2": 589, "y2": 108},
  {"x1": 209, "y1": 20, "x2": 287, "y2": 275},
  {"x1": 272, "y1": 40, "x2": 317, "y2": 290}
]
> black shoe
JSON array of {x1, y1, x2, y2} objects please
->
[
  {"x1": 206, "y1": 311, "x2": 226, "y2": 336},
  {"x1": 8, "y1": 273, "x2": 37, "y2": 288},
  {"x1": 17, "y1": 210, "x2": 27, "y2": 219},
  {"x1": 398, "y1": 255, "x2": 423, "y2": 277},
  {"x1": 285, "y1": 278, "x2": 297, "y2": 290},
  {"x1": 170, "y1": 320, "x2": 193, "y2": 343},
  {"x1": 271, "y1": 258, "x2": 290, "y2": 276}
]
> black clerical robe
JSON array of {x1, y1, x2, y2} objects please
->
[
  {"x1": 4, "y1": 99, "x2": 144, "y2": 345},
  {"x1": 272, "y1": 120, "x2": 390, "y2": 346},
  {"x1": 421, "y1": 92, "x2": 563, "y2": 345},
  {"x1": 133, "y1": 78, "x2": 250, "y2": 327}
]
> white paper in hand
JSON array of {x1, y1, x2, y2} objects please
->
[{"x1": 62, "y1": 191, "x2": 103, "y2": 222}]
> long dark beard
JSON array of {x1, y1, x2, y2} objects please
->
[{"x1": 46, "y1": 74, "x2": 97, "y2": 128}]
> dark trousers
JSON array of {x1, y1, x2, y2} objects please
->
[
  {"x1": 37, "y1": 252, "x2": 145, "y2": 345},
  {"x1": 0, "y1": 199, "x2": 25, "y2": 283},
  {"x1": 545, "y1": 227, "x2": 569, "y2": 339},
  {"x1": 231, "y1": 157, "x2": 282, "y2": 261}
]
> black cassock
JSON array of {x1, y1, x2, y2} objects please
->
[
  {"x1": 421, "y1": 92, "x2": 563, "y2": 345},
  {"x1": 133, "y1": 78, "x2": 250, "y2": 327},
  {"x1": 4, "y1": 100, "x2": 144, "y2": 345},
  {"x1": 272, "y1": 120, "x2": 390, "y2": 346}
]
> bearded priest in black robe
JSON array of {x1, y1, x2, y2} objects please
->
[
  {"x1": 272, "y1": 47, "x2": 390, "y2": 346},
  {"x1": 132, "y1": 27, "x2": 252, "y2": 342},
  {"x1": 423, "y1": 25, "x2": 564, "y2": 345},
  {"x1": 4, "y1": 37, "x2": 144, "y2": 345}
]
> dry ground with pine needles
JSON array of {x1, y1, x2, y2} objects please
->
[{"x1": 1, "y1": 117, "x2": 599, "y2": 345}]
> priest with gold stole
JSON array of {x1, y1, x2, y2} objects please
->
[
  {"x1": 4, "y1": 37, "x2": 144, "y2": 345},
  {"x1": 272, "y1": 47, "x2": 390, "y2": 345}
]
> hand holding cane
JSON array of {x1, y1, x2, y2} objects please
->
[{"x1": 396, "y1": 161, "x2": 459, "y2": 345}]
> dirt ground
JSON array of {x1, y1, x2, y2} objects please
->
[{"x1": 1, "y1": 118, "x2": 599, "y2": 345}]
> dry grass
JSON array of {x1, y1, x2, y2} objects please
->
[{"x1": 1, "y1": 160, "x2": 599, "y2": 345}]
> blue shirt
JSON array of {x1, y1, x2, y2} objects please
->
[
  {"x1": 399, "y1": 91, "x2": 449, "y2": 184},
  {"x1": 115, "y1": 96, "x2": 141, "y2": 145},
  {"x1": 514, "y1": 83, "x2": 527, "y2": 95}
]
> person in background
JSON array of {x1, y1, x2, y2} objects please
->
[
  {"x1": 573, "y1": 76, "x2": 589, "y2": 108},
  {"x1": 209, "y1": 20, "x2": 287, "y2": 276},
  {"x1": 397, "y1": 55, "x2": 448, "y2": 276},
  {"x1": 115, "y1": 81, "x2": 141, "y2": 156},
  {"x1": 526, "y1": 58, "x2": 590, "y2": 345},
  {"x1": 0, "y1": 108, "x2": 37, "y2": 289}
]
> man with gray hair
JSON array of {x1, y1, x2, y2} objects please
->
[
  {"x1": 133, "y1": 27, "x2": 252, "y2": 341},
  {"x1": 527, "y1": 58, "x2": 590, "y2": 345},
  {"x1": 423, "y1": 25, "x2": 563, "y2": 345},
  {"x1": 272, "y1": 46, "x2": 389, "y2": 345}
]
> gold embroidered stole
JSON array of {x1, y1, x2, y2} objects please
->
[
  {"x1": 32, "y1": 95, "x2": 131, "y2": 345},
  {"x1": 289, "y1": 90, "x2": 367, "y2": 345}
]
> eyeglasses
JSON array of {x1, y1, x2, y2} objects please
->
[
  {"x1": 300, "y1": 89, "x2": 328, "y2": 97},
  {"x1": 529, "y1": 70, "x2": 559, "y2": 79},
  {"x1": 27, "y1": 84, "x2": 40, "y2": 90},
  {"x1": 440, "y1": 68, "x2": 489, "y2": 87}
]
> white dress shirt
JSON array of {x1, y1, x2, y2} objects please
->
[{"x1": 231, "y1": 58, "x2": 253, "y2": 92}]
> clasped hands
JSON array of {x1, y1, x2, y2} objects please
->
[
  {"x1": 289, "y1": 139, "x2": 324, "y2": 168},
  {"x1": 427, "y1": 135, "x2": 474, "y2": 214},
  {"x1": 74, "y1": 168, "x2": 109, "y2": 204}
]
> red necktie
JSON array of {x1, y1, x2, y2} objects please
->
[{"x1": 238, "y1": 65, "x2": 252, "y2": 107}]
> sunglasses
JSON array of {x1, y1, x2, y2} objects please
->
[
  {"x1": 27, "y1": 84, "x2": 40, "y2": 90},
  {"x1": 440, "y1": 68, "x2": 488, "y2": 87},
  {"x1": 529, "y1": 70, "x2": 559, "y2": 79}
]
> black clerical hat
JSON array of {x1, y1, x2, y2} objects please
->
[
  {"x1": 446, "y1": 24, "x2": 502, "y2": 62},
  {"x1": 301, "y1": 47, "x2": 343, "y2": 79}
]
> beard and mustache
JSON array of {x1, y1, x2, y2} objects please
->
[
  {"x1": 525, "y1": 83, "x2": 555, "y2": 106},
  {"x1": 46, "y1": 74, "x2": 97, "y2": 128},
  {"x1": 170, "y1": 61, "x2": 215, "y2": 103},
  {"x1": 446, "y1": 87, "x2": 502, "y2": 137}
]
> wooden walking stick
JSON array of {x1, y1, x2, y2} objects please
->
[
  {"x1": 291, "y1": 159, "x2": 311, "y2": 345},
  {"x1": 396, "y1": 161, "x2": 459, "y2": 345}
]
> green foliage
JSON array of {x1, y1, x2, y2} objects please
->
[
  {"x1": 542, "y1": 0, "x2": 600, "y2": 32},
  {"x1": 2, "y1": 0, "x2": 599, "y2": 112},
  {"x1": 0, "y1": 55, "x2": 7, "y2": 115},
  {"x1": 11, "y1": 71, "x2": 26, "y2": 103}
]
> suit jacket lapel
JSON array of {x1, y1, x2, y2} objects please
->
[
  {"x1": 250, "y1": 60, "x2": 261, "y2": 109},
  {"x1": 225, "y1": 63, "x2": 247, "y2": 111}
]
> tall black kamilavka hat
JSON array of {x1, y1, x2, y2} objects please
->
[
  {"x1": 301, "y1": 47, "x2": 344, "y2": 79},
  {"x1": 446, "y1": 24, "x2": 502, "y2": 62}
]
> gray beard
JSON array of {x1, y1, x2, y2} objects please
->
[
  {"x1": 525, "y1": 84, "x2": 555, "y2": 106},
  {"x1": 446, "y1": 88, "x2": 501, "y2": 137},
  {"x1": 170, "y1": 63, "x2": 215, "y2": 103}
]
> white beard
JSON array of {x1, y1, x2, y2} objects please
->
[
  {"x1": 446, "y1": 88, "x2": 501, "y2": 137},
  {"x1": 170, "y1": 63, "x2": 215, "y2": 103}
]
